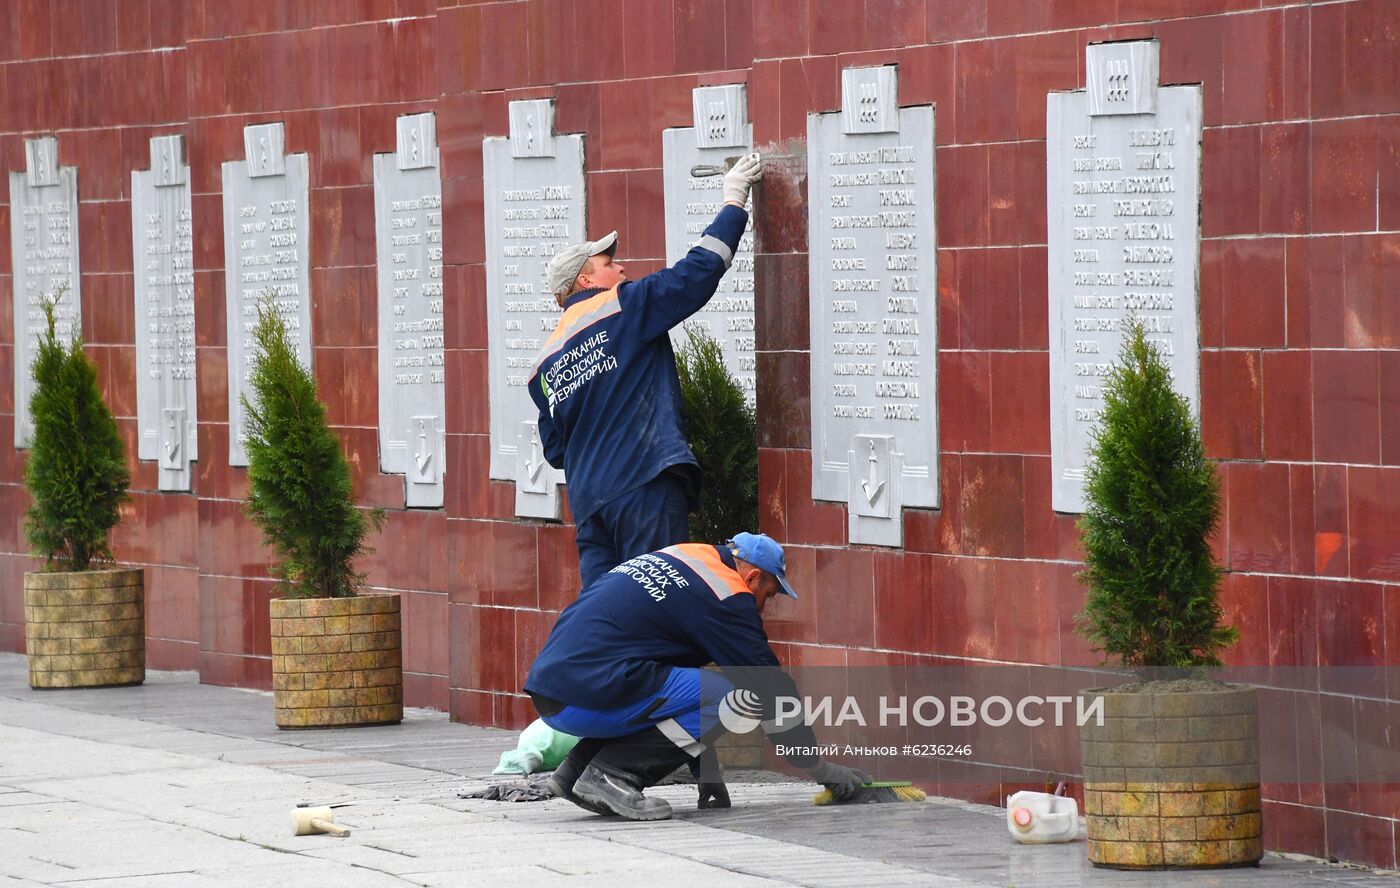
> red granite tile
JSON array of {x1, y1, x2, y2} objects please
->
[
  {"x1": 937, "y1": 145, "x2": 988, "y2": 247},
  {"x1": 874, "y1": 551, "x2": 931, "y2": 653},
  {"x1": 1221, "y1": 10, "x2": 1286, "y2": 125},
  {"x1": 758, "y1": 447, "x2": 788, "y2": 541},
  {"x1": 1156, "y1": 16, "x2": 1227, "y2": 122},
  {"x1": 388, "y1": 15, "x2": 435, "y2": 102},
  {"x1": 513, "y1": 607, "x2": 555, "y2": 698},
  {"x1": 1219, "y1": 239, "x2": 1286, "y2": 348},
  {"x1": 754, "y1": 252, "x2": 809, "y2": 353},
  {"x1": 401, "y1": 589, "x2": 448, "y2": 677},
  {"x1": 82, "y1": 274, "x2": 135, "y2": 346},
  {"x1": 1348, "y1": 467, "x2": 1400, "y2": 586},
  {"x1": 987, "y1": 351, "x2": 1049, "y2": 455},
  {"x1": 1261, "y1": 350, "x2": 1311, "y2": 462},
  {"x1": 1325, "y1": 809, "x2": 1396, "y2": 870},
  {"x1": 782, "y1": 449, "x2": 846, "y2": 547},
  {"x1": 147, "y1": 0, "x2": 186, "y2": 48},
  {"x1": 1312, "y1": 350, "x2": 1379, "y2": 465},
  {"x1": 1022, "y1": 456, "x2": 1081, "y2": 562},
  {"x1": 1269, "y1": 575, "x2": 1322, "y2": 675},
  {"x1": 1200, "y1": 349, "x2": 1263, "y2": 461},
  {"x1": 752, "y1": 153, "x2": 807, "y2": 253},
  {"x1": 1299, "y1": 236, "x2": 1344, "y2": 349},
  {"x1": 755, "y1": 351, "x2": 810, "y2": 449},
  {"x1": 893, "y1": 40, "x2": 954, "y2": 129},
  {"x1": 1318, "y1": 579, "x2": 1385, "y2": 700},
  {"x1": 763, "y1": 544, "x2": 818, "y2": 644},
  {"x1": 1311, "y1": 118, "x2": 1379, "y2": 234},
  {"x1": 447, "y1": 598, "x2": 476, "y2": 691},
  {"x1": 959, "y1": 453, "x2": 1025, "y2": 558},
  {"x1": 1261, "y1": 801, "x2": 1326, "y2": 858},
  {"x1": 1344, "y1": 234, "x2": 1400, "y2": 349},
  {"x1": 956, "y1": 250, "x2": 1020, "y2": 349},
  {"x1": 623, "y1": 169, "x2": 665, "y2": 262},
  {"x1": 444, "y1": 350, "x2": 485, "y2": 435},
  {"x1": 939, "y1": 350, "x2": 991, "y2": 453},
  {"x1": 925, "y1": 0, "x2": 985, "y2": 42},
  {"x1": 671, "y1": 0, "x2": 727, "y2": 73},
  {"x1": 778, "y1": 56, "x2": 838, "y2": 143},
  {"x1": 987, "y1": 140, "x2": 1046, "y2": 246},
  {"x1": 1017, "y1": 247, "x2": 1048, "y2": 350},
  {"x1": 1260, "y1": 123, "x2": 1310, "y2": 235},
  {"x1": 570, "y1": 0, "x2": 625, "y2": 83},
  {"x1": 955, "y1": 38, "x2": 1017, "y2": 144},
  {"x1": 992, "y1": 558, "x2": 1060, "y2": 664},
  {"x1": 1226, "y1": 462, "x2": 1291, "y2": 574},
  {"x1": 1308, "y1": 464, "x2": 1349, "y2": 580},
  {"x1": 621, "y1": 0, "x2": 675, "y2": 78},
  {"x1": 722, "y1": 0, "x2": 753, "y2": 69},
  {"x1": 1202, "y1": 125, "x2": 1261, "y2": 237},
  {"x1": 474, "y1": 605, "x2": 518, "y2": 692},
  {"x1": 1216, "y1": 572, "x2": 1270, "y2": 667},
  {"x1": 807, "y1": 0, "x2": 866, "y2": 54},
  {"x1": 1338, "y1": 0, "x2": 1400, "y2": 118},
  {"x1": 1355, "y1": 698, "x2": 1400, "y2": 819},
  {"x1": 597, "y1": 79, "x2": 651, "y2": 171},
  {"x1": 537, "y1": 523, "x2": 581, "y2": 612},
  {"x1": 753, "y1": 0, "x2": 808, "y2": 59},
  {"x1": 1013, "y1": 31, "x2": 1079, "y2": 141}
]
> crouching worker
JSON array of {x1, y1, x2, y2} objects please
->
[{"x1": 524, "y1": 532, "x2": 870, "y2": 820}]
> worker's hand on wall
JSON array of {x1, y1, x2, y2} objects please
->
[
  {"x1": 723, "y1": 153, "x2": 763, "y2": 207},
  {"x1": 805, "y1": 760, "x2": 871, "y2": 801}
]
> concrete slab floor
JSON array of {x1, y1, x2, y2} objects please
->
[{"x1": 0, "y1": 653, "x2": 1394, "y2": 887}]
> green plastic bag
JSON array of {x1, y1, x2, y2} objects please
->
[{"x1": 493, "y1": 718, "x2": 579, "y2": 775}]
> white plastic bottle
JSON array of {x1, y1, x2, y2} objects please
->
[{"x1": 1005, "y1": 790, "x2": 1079, "y2": 843}]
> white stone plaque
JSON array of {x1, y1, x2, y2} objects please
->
[
  {"x1": 10, "y1": 136, "x2": 81, "y2": 448},
  {"x1": 808, "y1": 66, "x2": 938, "y2": 547},
  {"x1": 663, "y1": 85, "x2": 756, "y2": 402},
  {"x1": 1047, "y1": 40, "x2": 1202, "y2": 513},
  {"x1": 222, "y1": 122, "x2": 312, "y2": 467},
  {"x1": 375, "y1": 113, "x2": 445, "y2": 507},
  {"x1": 133, "y1": 135, "x2": 197, "y2": 490},
  {"x1": 483, "y1": 99, "x2": 585, "y2": 520}
]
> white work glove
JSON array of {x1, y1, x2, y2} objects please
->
[
  {"x1": 806, "y1": 759, "x2": 872, "y2": 801},
  {"x1": 722, "y1": 153, "x2": 763, "y2": 207}
]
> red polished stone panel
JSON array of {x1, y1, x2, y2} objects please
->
[
  {"x1": 1012, "y1": 32, "x2": 1079, "y2": 141},
  {"x1": 780, "y1": 449, "x2": 845, "y2": 547},
  {"x1": 1221, "y1": 9, "x2": 1286, "y2": 125},
  {"x1": 440, "y1": 176, "x2": 484, "y2": 267},
  {"x1": 1317, "y1": 578, "x2": 1385, "y2": 701},
  {"x1": 925, "y1": 0, "x2": 986, "y2": 42},
  {"x1": 671, "y1": 0, "x2": 727, "y2": 74},
  {"x1": 1021, "y1": 456, "x2": 1082, "y2": 563},
  {"x1": 1202, "y1": 125, "x2": 1261, "y2": 237},
  {"x1": 512, "y1": 607, "x2": 554, "y2": 699},
  {"x1": 1200, "y1": 349, "x2": 1263, "y2": 461},
  {"x1": 1299, "y1": 236, "x2": 1344, "y2": 349},
  {"x1": 1311, "y1": 118, "x2": 1380, "y2": 235},
  {"x1": 0, "y1": 348, "x2": 13, "y2": 415},
  {"x1": 954, "y1": 38, "x2": 1017, "y2": 145},
  {"x1": 1343, "y1": 234, "x2": 1400, "y2": 349},
  {"x1": 1261, "y1": 349, "x2": 1312, "y2": 462},
  {"x1": 1325, "y1": 810, "x2": 1397, "y2": 871},
  {"x1": 585, "y1": 172, "x2": 625, "y2": 243},
  {"x1": 874, "y1": 550, "x2": 932, "y2": 653},
  {"x1": 444, "y1": 349, "x2": 488, "y2": 435},
  {"x1": 1202, "y1": 243, "x2": 1226, "y2": 344},
  {"x1": 437, "y1": 91, "x2": 484, "y2": 182},
  {"x1": 955, "y1": 249, "x2": 1020, "y2": 349},
  {"x1": 1261, "y1": 801, "x2": 1327, "y2": 858},
  {"x1": 471, "y1": 604, "x2": 518, "y2": 692},
  {"x1": 625, "y1": 169, "x2": 666, "y2": 261},
  {"x1": 1354, "y1": 698, "x2": 1400, "y2": 819},
  {"x1": 958, "y1": 453, "x2": 1025, "y2": 558},
  {"x1": 1312, "y1": 0, "x2": 1400, "y2": 119},
  {"x1": 755, "y1": 351, "x2": 810, "y2": 449},
  {"x1": 991, "y1": 558, "x2": 1061, "y2": 665},
  {"x1": 1217, "y1": 572, "x2": 1269, "y2": 667},
  {"x1": 777, "y1": 56, "x2": 838, "y2": 144},
  {"x1": 1219, "y1": 238, "x2": 1286, "y2": 348},
  {"x1": 988, "y1": 351, "x2": 1049, "y2": 455},
  {"x1": 597, "y1": 79, "x2": 653, "y2": 171},
  {"x1": 753, "y1": 252, "x2": 809, "y2": 352},
  {"x1": 78, "y1": 201, "x2": 134, "y2": 276},
  {"x1": 987, "y1": 140, "x2": 1046, "y2": 246},
  {"x1": 762, "y1": 543, "x2": 817, "y2": 644},
  {"x1": 537, "y1": 522, "x2": 581, "y2": 612},
  {"x1": 314, "y1": 348, "x2": 377, "y2": 429},
  {"x1": 938, "y1": 350, "x2": 991, "y2": 453},
  {"x1": 757, "y1": 446, "x2": 788, "y2": 541},
  {"x1": 937, "y1": 145, "x2": 988, "y2": 247},
  {"x1": 1348, "y1": 467, "x2": 1400, "y2": 584},
  {"x1": 1312, "y1": 350, "x2": 1379, "y2": 465},
  {"x1": 1260, "y1": 122, "x2": 1310, "y2": 235},
  {"x1": 82, "y1": 273, "x2": 136, "y2": 346},
  {"x1": 310, "y1": 267, "x2": 376, "y2": 348}
]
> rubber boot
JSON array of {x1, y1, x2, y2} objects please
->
[{"x1": 546, "y1": 737, "x2": 611, "y2": 816}]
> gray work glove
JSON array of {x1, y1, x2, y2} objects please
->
[
  {"x1": 806, "y1": 760, "x2": 872, "y2": 801},
  {"x1": 697, "y1": 781, "x2": 731, "y2": 809},
  {"x1": 722, "y1": 153, "x2": 763, "y2": 207}
]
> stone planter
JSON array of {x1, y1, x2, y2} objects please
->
[
  {"x1": 270, "y1": 593, "x2": 403, "y2": 729},
  {"x1": 24, "y1": 568, "x2": 145, "y2": 689},
  {"x1": 1080, "y1": 683, "x2": 1262, "y2": 869}
]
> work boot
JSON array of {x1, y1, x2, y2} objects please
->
[
  {"x1": 573, "y1": 764, "x2": 674, "y2": 821},
  {"x1": 546, "y1": 739, "x2": 611, "y2": 816}
]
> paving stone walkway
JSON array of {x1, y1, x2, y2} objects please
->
[{"x1": 0, "y1": 654, "x2": 1394, "y2": 887}]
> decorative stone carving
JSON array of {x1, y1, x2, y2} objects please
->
[
  {"x1": 808, "y1": 66, "x2": 938, "y2": 547},
  {"x1": 1047, "y1": 40, "x2": 1203, "y2": 512},
  {"x1": 662, "y1": 85, "x2": 756, "y2": 402},
  {"x1": 483, "y1": 99, "x2": 586, "y2": 520},
  {"x1": 10, "y1": 136, "x2": 81, "y2": 448},
  {"x1": 222, "y1": 123, "x2": 312, "y2": 467},
  {"x1": 133, "y1": 135, "x2": 197, "y2": 490},
  {"x1": 374, "y1": 113, "x2": 445, "y2": 507}
]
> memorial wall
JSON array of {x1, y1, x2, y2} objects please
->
[{"x1": 0, "y1": 2, "x2": 1395, "y2": 868}]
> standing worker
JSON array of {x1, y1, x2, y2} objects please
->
[
  {"x1": 525, "y1": 532, "x2": 870, "y2": 819},
  {"x1": 529, "y1": 155, "x2": 763, "y2": 589}
]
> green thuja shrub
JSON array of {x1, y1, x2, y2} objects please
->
[
  {"x1": 1076, "y1": 319, "x2": 1237, "y2": 672},
  {"x1": 241, "y1": 300, "x2": 384, "y2": 599},
  {"x1": 676, "y1": 324, "x2": 758, "y2": 541},
  {"x1": 23, "y1": 295, "x2": 130, "y2": 571}
]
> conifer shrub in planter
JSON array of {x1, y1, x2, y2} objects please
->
[
  {"x1": 22, "y1": 296, "x2": 143, "y2": 689},
  {"x1": 677, "y1": 324, "x2": 761, "y2": 768},
  {"x1": 676, "y1": 324, "x2": 758, "y2": 541},
  {"x1": 1076, "y1": 321, "x2": 1259, "y2": 869},
  {"x1": 241, "y1": 302, "x2": 395, "y2": 729}
]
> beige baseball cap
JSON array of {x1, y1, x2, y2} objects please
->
[{"x1": 546, "y1": 231, "x2": 619, "y2": 299}]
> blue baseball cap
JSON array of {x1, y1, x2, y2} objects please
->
[{"x1": 726, "y1": 532, "x2": 797, "y2": 599}]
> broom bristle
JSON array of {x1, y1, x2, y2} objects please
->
[{"x1": 813, "y1": 781, "x2": 926, "y2": 806}]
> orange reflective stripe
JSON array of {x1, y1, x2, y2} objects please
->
[
  {"x1": 532, "y1": 286, "x2": 622, "y2": 374},
  {"x1": 662, "y1": 544, "x2": 751, "y2": 600}
]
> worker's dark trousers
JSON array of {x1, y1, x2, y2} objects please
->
[{"x1": 574, "y1": 471, "x2": 690, "y2": 589}]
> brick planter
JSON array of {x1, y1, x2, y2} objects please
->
[
  {"x1": 24, "y1": 568, "x2": 145, "y2": 689},
  {"x1": 270, "y1": 593, "x2": 403, "y2": 729},
  {"x1": 1080, "y1": 683, "x2": 1262, "y2": 869}
]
